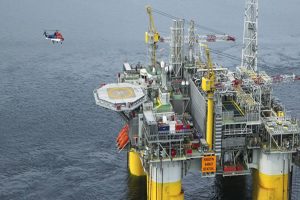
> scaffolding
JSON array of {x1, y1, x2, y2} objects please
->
[
  {"x1": 170, "y1": 20, "x2": 184, "y2": 78},
  {"x1": 261, "y1": 115, "x2": 300, "y2": 153}
]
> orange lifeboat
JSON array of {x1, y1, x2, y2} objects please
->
[
  {"x1": 116, "y1": 124, "x2": 130, "y2": 150},
  {"x1": 116, "y1": 124, "x2": 129, "y2": 142},
  {"x1": 116, "y1": 130, "x2": 127, "y2": 142},
  {"x1": 118, "y1": 134, "x2": 129, "y2": 149}
]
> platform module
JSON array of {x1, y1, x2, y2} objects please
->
[{"x1": 93, "y1": 1, "x2": 300, "y2": 200}]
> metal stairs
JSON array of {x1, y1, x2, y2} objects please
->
[{"x1": 214, "y1": 104, "x2": 223, "y2": 157}]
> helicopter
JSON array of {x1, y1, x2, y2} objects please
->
[{"x1": 43, "y1": 30, "x2": 64, "y2": 44}]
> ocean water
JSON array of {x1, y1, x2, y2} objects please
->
[{"x1": 0, "y1": 0, "x2": 299, "y2": 199}]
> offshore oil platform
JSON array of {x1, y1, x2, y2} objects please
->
[{"x1": 94, "y1": 0, "x2": 300, "y2": 199}]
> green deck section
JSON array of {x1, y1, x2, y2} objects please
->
[
  {"x1": 155, "y1": 104, "x2": 173, "y2": 113},
  {"x1": 172, "y1": 94, "x2": 183, "y2": 100},
  {"x1": 124, "y1": 75, "x2": 139, "y2": 80},
  {"x1": 146, "y1": 65, "x2": 162, "y2": 75},
  {"x1": 154, "y1": 101, "x2": 173, "y2": 113}
]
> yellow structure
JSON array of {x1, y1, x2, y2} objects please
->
[
  {"x1": 277, "y1": 111, "x2": 285, "y2": 117},
  {"x1": 147, "y1": 162, "x2": 184, "y2": 200},
  {"x1": 145, "y1": 6, "x2": 160, "y2": 43},
  {"x1": 201, "y1": 77, "x2": 212, "y2": 92},
  {"x1": 128, "y1": 149, "x2": 145, "y2": 176},
  {"x1": 252, "y1": 151, "x2": 290, "y2": 200},
  {"x1": 206, "y1": 92, "x2": 214, "y2": 150},
  {"x1": 201, "y1": 44, "x2": 215, "y2": 150},
  {"x1": 145, "y1": 5, "x2": 160, "y2": 69},
  {"x1": 147, "y1": 178, "x2": 184, "y2": 200}
]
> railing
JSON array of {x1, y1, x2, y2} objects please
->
[
  {"x1": 223, "y1": 127, "x2": 252, "y2": 136},
  {"x1": 94, "y1": 88, "x2": 147, "y2": 111},
  {"x1": 142, "y1": 124, "x2": 198, "y2": 161},
  {"x1": 246, "y1": 113, "x2": 259, "y2": 122},
  {"x1": 261, "y1": 135, "x2": 300, "y2": 153},
  {"x1": 222, "y1": 111, "x2": 259, "y2": 123},
  {"x1": 222, "y1": 111, "x2": 235, "y2": 121},
  {"x1": 144, "y1": 126, "x2": 192, "y2": 144}
]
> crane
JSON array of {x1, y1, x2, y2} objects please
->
[
  {"x1": 200, "y1": 44, "x2": 215, "y2": 150},
  {"x1": 145, "y1": 5, "x2": 161, "y2": 70},
  {"x1": 145, "y1": 6, "x2": 235, "y2": 72},
  {"x1": 161, "y1": 25, "x2": 235, "y2": 66},
  {"x1": 162, "y1": 34, "x2": 235, "y2": 43}
]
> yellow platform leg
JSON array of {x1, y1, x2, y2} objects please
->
[
  {"x1": 147, "y1": 162, "x2": 184, "y2": 200},
  {"x1": 252, "y1": 151, "x2": 291, "y2": 200},
  {"x1": 128, "y1": 149, "x2": 145, "y2": 176},
  {"x1": 253, "y1": 169, "x2": 289, "y2": 200},
  {"x1": 148, "y1": 179, "x2": 184, "y2": 200}
]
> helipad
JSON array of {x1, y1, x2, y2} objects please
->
[
  {"x1": 107, "y1": 87, "x2": 136, "y2": 99},
  {"x1": 94, "y1": 83, "x2": 147, "y2": 111}
]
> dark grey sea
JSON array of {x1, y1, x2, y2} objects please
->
[{"x1": 0, "y1": 0, "x2": 299, "y2": 199}]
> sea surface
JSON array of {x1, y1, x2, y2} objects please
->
[{"x1": 0, "y1": 0, "x2": 299, "y2": 199}]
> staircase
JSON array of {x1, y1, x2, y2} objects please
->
[{"x1": 214, "y1": 113, "x2": 222, "y2": 156}]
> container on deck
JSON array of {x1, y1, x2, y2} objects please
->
[
  {"x1": 186, "y1": 149, "x2": 193, "y2": 155},
  {"x1": 176, "y1": 120, "x2": 184, "y2": 131},
  {"x1": 171, "y1": 149, "x2": 177, "y2": 157},
  {"x1": 224, "y1": 165, "x2": 236, "y2": 172}
]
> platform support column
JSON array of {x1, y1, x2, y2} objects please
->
[
  {"x1": 147, "y1": 161, "x2": 184, "y2": 200},
  {"x1": 128, "y1": 148, "x2": 145, "y2": 176},
  {"x1": 206, "y1": 92, "x2": 214, "y2": 150},
  {"x1": 252, "y1": 151, "x2": 291, "y2": 200}
]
